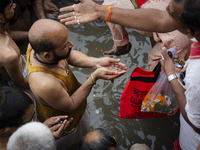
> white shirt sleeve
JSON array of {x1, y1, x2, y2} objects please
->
[{"x1": 185, "y1": 59, "x2": 200, "y2": 129}]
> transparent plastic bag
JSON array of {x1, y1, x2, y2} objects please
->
[{"x1": 141, "y1": 70, "x2": 179, "y2": 115}]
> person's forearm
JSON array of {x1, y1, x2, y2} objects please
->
[
  {"x1": 32, "y1": 0, "x2": 46, "y2": 19},
  {"x1": 9, "y1": 31, "x2": 28, "y2": 45},
  {"x1": 97, "y1": 5, "x2": 176, "y2": 33},
  {"x1": 170, "y1": 79, "x2": 200, "y2": 133},
  {"x1": 67, "y1": 50, "x2": 96, "y2": 68},
  {"x1": 70, "y1": 75, "x2": 95, "y2": 112},
  {"x1": 170, "y1": 79, "x2": 187, "y2": 116}
]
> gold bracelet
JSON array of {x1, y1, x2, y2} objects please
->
[
  {"x1": 105, "y1": 6, "x2": 113, "y2": 22},
  {"x1": 90, "y1": 74, "x2": 96, "y2": 85}
]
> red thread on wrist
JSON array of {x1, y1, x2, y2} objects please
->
[{"x1": 105, "y1": 6, "x2": 113, "y2": 22}]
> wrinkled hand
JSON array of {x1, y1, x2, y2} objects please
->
[
  {"x1": 58, "y1": 0, "x2": 99, "y2": 26},
  {"x1": 160, "y1": 47, "x2": 176, "y2": 77},
  {"x1": 43, "y1": 116, "x2": 73, "y2": 139}
]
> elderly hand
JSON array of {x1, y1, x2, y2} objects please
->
[
  {"x1": 43, "y1": 115, "x2": 73, "y2": 139},
  {"x1": 58, "y1": 0, "x2": 99, "y2": 26}
]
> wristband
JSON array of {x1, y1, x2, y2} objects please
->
[
  {"x1": 167, "y1": 73, "x2": 178, "y2": 82},
  {"x1": 91, "y1": 74, "x2": 96, "y2": 85},
  {"x1": 105, "y1": 6, "x2": 113, "y2": 22}
]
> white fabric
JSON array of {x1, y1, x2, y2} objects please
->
[{"x1": 179, "y1": 58, "x2": 200, "y2": 149}]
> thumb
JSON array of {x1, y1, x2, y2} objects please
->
[
  {"x1": 107, "y1": 70, "x2": 118, "y2": 75},
  {"x1": 161, "y1": 47, "x2": 170, "y2": 60},
  {"x1": 109, "y1": 58, "x2": 120, "y2": 63}
]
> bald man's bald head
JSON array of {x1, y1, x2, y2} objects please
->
[
  {"x1": 28, "y1": 19, "x2": 69, "y2": 53},
  {"x1": 79, "y1": 128, "x2": 119, "y2": 150}
]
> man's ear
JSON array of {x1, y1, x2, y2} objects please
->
[
  {"x1": 0, "y1": 14, "x2": 5, "y2": 24},
  {"x1": 43, "y1": 52, "x2": 50, "y2": 59},
  {"x1": 43, "y1": 51, "x2": 54, "y2": 61}
]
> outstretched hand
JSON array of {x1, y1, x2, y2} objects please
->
[
  {"x1": 43, "y1": 115, "x2": 73, "y2": 139},
  {"x1": 95, "y1": 57, "x2": 127, "y2": 70},
  {"x1": 58, "y1": 0, "x2": 99, "y2": 26},
  {"x1": 95, "y1": 57, "x2": 127, "y2": 79}
]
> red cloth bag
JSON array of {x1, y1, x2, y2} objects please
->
[{"x1": 118, "y1": 63, "x2": 170, "y2": 119}]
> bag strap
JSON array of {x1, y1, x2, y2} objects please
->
[
  {"x1": 152, "y1": 62, "x2": 161, "y2": 82},
  {"x1": 130, "y1": 62, "x2": 161, "y2": 83}
]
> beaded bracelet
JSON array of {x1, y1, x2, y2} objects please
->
[
  {"x1": 91, "y1": 74, "x2": 96, "y2": 85},
  {"x1": 105, "y1": 6, "x2": 113, "y2": 22}
]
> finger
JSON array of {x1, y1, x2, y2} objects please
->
[
  {"x1": 109, "y1": 58, "x2": 120, "y2": 63},
  {"x1": 43, "y1": 117, "x2": 60, "y2": 127},
  {"x1": 56, "y1": 121, "x2": 67, "y2": 132},
  {"x1": 103, "y1": 50, "x2": 115, "y2": 55},
  {"x1": 50, "y1": 124, "x2": 61, "y2": 132},
  {"x1": 60, "y1": 5, "x2": 74, "y2": 12},
  {"x1": 117, "y1": 70, "x2": 127, "y2": 75},
  {"x1": 58, "y1": 12, "x2": 74, "y2": 20},
  {"x1": 56, "y1": 116, "x2": 69, "y2": 120},
  {"x1": 117, "y1": 62, "x2": 127, "y2": 70},
  {"x1": 174, "y1": 55, "x2": 178, "y2": 59},
  {"x1": 54, "y1": 119, "x2": 72, "y2": 138},
  {"x1": 161, "y1": 47, "x2": 170, "y2": 60},
  {"x1": 115, "y1": 70, "x2": 127, "y2": 78},
  {"x1": 106, "y1": 70, "x2": 119, "y2": 76}
]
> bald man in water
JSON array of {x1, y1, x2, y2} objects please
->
[{"x1": 27, "y1": 19, "x2": 127, "y2": 149}]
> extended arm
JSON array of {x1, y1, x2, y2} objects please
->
[
  {"x1": 32, "y1": 0, "x2": 46, "y2": 19},
  {"x1": 59, "y1": 0, "x2": 175, "y2": 33},
  {"x1": 32, "y1": 67, "x2": 120, "y2": 113},
  {"x1": 67, "y1": 49, "x2": 127, "y2": 70}
]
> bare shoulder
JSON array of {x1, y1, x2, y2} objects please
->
[
  {"x1": 0, "y1": 46, "x2": 19, "y2": 65},
  {"x1": 29, "y1": 72, "x2": 64, "y2": 98}
]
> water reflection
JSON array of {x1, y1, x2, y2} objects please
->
[{"x1": 55, "y1": 0, "x2": 180, "y2": 149}]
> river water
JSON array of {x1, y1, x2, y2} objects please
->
[{"x1": 34, "y1": 0, "x2": 180, "y2": 149}]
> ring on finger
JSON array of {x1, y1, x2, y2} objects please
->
[
  {"x1": 77, "y1": 19, "x2": 80, "y2": 25},
  {"x1": 73, "y1": 11, "x2": 75, "y2": 16},
  {"x1": 74, "y1": 15, "x2": 77, "y2": 19},
  {"x1": 160, "y1": 59, "x2": 164, "y2": 63},
  {"x1": 72, "y1": 4, "x2": 75, "y2": 10}
]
